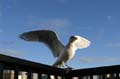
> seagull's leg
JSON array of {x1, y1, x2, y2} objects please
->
[
  {"x1": 61, "y1": 63, "x2": 65, "y2": 68},
  {"x1": 65, "y1": 64, "x2": 72, "y2": 69}
]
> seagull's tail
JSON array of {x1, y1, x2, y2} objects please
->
[
  {"x1": 52, "y1": 62, "x2": 60, "y2": 67},
  {"x1": 52, "y1": 64, "x2": 58, "y2": 67},
  {"x1": 52, "y1": 60, "x2": 64, "y2": 68}
]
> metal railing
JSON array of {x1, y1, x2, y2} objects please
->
[
  {"x1": 69, "y1": 65, "x2": 120, "y2": 79},
  {"x1": 0, "y1": 54, "x2": 120, "y2": 79}
]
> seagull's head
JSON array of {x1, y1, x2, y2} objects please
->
[{"x1": 69, "y1": 35, "x2": 91, "y2": 49}]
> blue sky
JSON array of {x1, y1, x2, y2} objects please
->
[{"x1": 1, "y1": 0, "x2": 120, "y2": 69}]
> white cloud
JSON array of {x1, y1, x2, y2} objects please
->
[
  {"x1": 0, "y1": 13, "x2": 2, "y2": 25},
  {"x1": 25, "y1": 17, "x2": 72, "y2": 34},
  {"x1": 0, "y1": 6, "x2": 2, "y2": 17},
  {"x1": 95, "y1": 28, "x2": 105, "y2": 40},
  {"x1": 78, "y1": 26, "x2": 92, "y2": 30},
  {"x1": 39, "y1": 19, "x2": 71, "y2": 30},
  {"x1": 0, "y1": 29, "x2": 3, "y2": 33},
  {"x1": 38, "y1": 19, "x2": 72, "y2": 38},
  {"x1": 107, "y1": 16, "x2": 112, "y2": 20},
  {"x1": 0, "y1": 12, "x2": 2, "y2": 17},
  {"x1": 0, "y1": 41, "x2": 15, "y2": 45},
  {"x1": 0, "y1": 49, "x2": 24, "y2": 57},
  {"x1": 80, "y1": 57, "x2": 118, "y2": 63},
  {"x1": 105, "y1": 42, "x2": 120, "y2": 48},
  {"x1": 56, "y1": 0, "x2": 68, "y2": 4}
]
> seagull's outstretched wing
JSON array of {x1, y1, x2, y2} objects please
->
[
  {"x1": 20, "y1": 30, "x2": 65, "y2": 57},
  {"x1": 70, "y1": 35, "x2": 91, "y2": 49}
]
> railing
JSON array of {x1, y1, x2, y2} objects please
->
[
  {"x1": 0, "y1": 54, "x2": 66, "y2": 79},
  {"x1": 0, "y1": 54, "x2": 120, "y2": 79},
  {"x1": 69, "y1": 65, "x2": 120, "y2": 79}
]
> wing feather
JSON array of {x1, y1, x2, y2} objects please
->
[{"x1": 20, "y1": 30, "x2": 65, "y2": 57}]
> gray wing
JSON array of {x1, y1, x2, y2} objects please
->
[{"x1": 20, "y1": 30, "x2": 65, "y2": 57}]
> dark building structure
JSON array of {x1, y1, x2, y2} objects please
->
[{"x1": 0, "y1": 54, "x2": 120, "y2": 79}]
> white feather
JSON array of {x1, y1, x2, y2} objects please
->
[{"x1": 73, "y1": 35, "x2": 91, "y2": 49}]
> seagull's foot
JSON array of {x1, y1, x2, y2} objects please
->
[
  {"x1": 64, "y1": 64, "x2": 73, "y2": 73},
  {"x1": 64, "y1": 67, "x2": 72, "y2": 73}
]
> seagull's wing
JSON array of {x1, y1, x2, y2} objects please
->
[
  {"x1": 20, "y1": 30, "x2": 65, "y2": 57},
  {"x1": 70, "y1": 35, "x2": 91, "y2": 49}
]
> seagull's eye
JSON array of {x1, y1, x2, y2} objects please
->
[
  {"x1": 70, "y1": 36, "x2": 77, "y2": 39},
  {"x1": 70, "y1": 36, "x2": 78, "y2": 43},
  {"x1": 70, "y1": 36, "x2": 74, "y2": 39}
]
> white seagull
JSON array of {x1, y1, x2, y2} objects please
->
[{"x1": 20, "y1": 30, "x2": 91, "y2": 68}]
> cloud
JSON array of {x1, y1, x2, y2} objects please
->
[
  {"x1": 105, "y1": 42, "x2": 120, "y2": 48},
  {"x1": 0, "y1": 12, "x2": 2, "y2": 17},
  {"x1": 107, "y1": 16, "x2": 112, "y2": 20},
  {"x1": 0, "y1": 11, "x2": 2, "y2": 24},
  {"x1": 0, "y1": 41, "x2": 15, "y2": 45},
  {"x1": 25, "y1": 17, "x2": 72, "y2": 34},
  {"x1": 39, "y1": 19, "x2": 71, "y2": 30},
  {"x1": 0, "y1": 6, "x2": 2, "y2": 16},
  {"x1": 56, "y1": 0, "x2": 68, "y2": 4},
  {"x1": 0, "y1": 49, "x2": 24, "y2": 57},
  {"x1": 78, "y1": 26, "x2": 92, "y2": 30},
  {"x1": 26, "y1": 18, "x2": 70, "y2": 27},
  {"x1": 1, "y1": 0, "x2": 17, "y2": 9},
  {"x1": 80, "y1": 57, "x2": 118, "y2": 63},
  {"x1": 0, "y1": 29, "x2": 3, "y2": 33},
  {"x1": 95, "y1": 28, "x2": 105, "y2": 40},
  {"x1": 38, "y1": 19, "x2": 72, "y2": 37}
]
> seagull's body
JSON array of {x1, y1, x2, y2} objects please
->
[{"x1": 20, "y1": 30, "x2": 91, "y2": 68}]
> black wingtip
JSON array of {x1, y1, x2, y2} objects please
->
[
  {"x1": 19, "y1": 32, "x2": 29, "y2": 41},
  {"x1": 19, "y1": 33, "x2": 26, "y2": 41}
]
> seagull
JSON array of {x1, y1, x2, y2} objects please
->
[{"x1": 20, "y1": 30, "x2": 91, "y2": 68}]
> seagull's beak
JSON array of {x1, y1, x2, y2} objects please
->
[
  {"x1": 88, "y1": 40, "x2": 91, "y2": 47},
  {"x1": 79, "y1": 37, "x2": 91, "y2": 48}
]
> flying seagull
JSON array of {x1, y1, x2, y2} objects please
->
[{"x1": 20, "y1": 30, "x2": 91, "y2": 68}]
